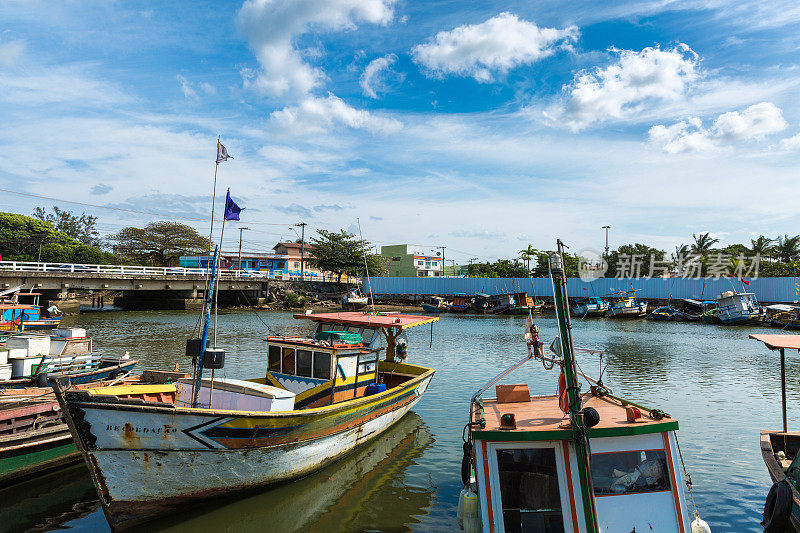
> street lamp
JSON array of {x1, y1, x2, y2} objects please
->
[{"x1": 602, "y1": 226, "x2": 611, "y2": 258}]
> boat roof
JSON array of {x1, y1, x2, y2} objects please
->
[
  {"x1": 683, "y1": 299, "x2": 716, "y2": 305},
  {"x1": 750, "y1": 333, "x2": 800, "y2": 351},
  {"x1": 766, "y1": 304, "x2": 797, "y2": 312},
  {"x1": 474, "y1": 393, "x2": 677, "y2": 440},
  {"x1": 293, "y1": 311, "x2": 438, "y2": 330},
  {"x1": 0, "y1": 304, "x2": 38, "y2": 310},
  {"x1": 719, "y1": 291, "x2": 756, "y2": 298}
]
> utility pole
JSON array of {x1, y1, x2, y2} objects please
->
[
  {"x1": 468, "y1": 257, "x2": 478, "y2": 277},
  {"x1": 237, "y1": 227, "x2": 250, "y2": 275},
  {"x1": 602, "y1": 226, "x2": 611, "y2": 259},
  {"x1": 437, "y1": 246, "x2": 446, "y2": 277},
  {"x1": 293, "y1": 222, "x2": 307, "y2": 281}
]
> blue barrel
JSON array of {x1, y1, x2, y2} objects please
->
[{"x1": 365, "y1": 383, "x2": 387, "y2": 396}]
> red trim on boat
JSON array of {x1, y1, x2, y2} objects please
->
[{"x1": 561, "y1": 440, "x2": 579, "y2": 532}]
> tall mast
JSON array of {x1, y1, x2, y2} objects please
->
[
  {"x1": 549, "y1": 240, "x2": 599, "y2": 532},
  {"x1": 192, "y1": 246, "x2": 219, "y2": 408}
]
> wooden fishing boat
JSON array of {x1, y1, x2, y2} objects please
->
[
  {"x1": 503, "y1": 292, "x2": 544, "y2": 315},
  {"x1": 450, "y1": 293, "x2": 471, "y2": 313},
  {"x1": 458, "y1": 242, "x2": 709, "y2": 533},
  {"x1": 716, "y1": 290, "x2": 763, "y2": 325},
  {"x1": 605, "y1": 290, "x2": 648, "y2": 318},
  {"x1": 750, "y1": 334, "x2": 800, "y2": 531},
  {"x1": 52, "y1": 303, "x2": 437, "y2": 530},
  {"x1": 571, "y1": 297, "x2": 608, "y2": 317},
  {"x1": 764, "y1": 305, "x2": 800, "y2": 329},
  {"x1": 0, "y1": 290, "x2": 61, "y2": 331},
  {"x1": 341, "y1": 290, "x2": 369, "y2": 310}
]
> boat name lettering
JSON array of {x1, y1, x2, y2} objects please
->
[{"x1": 107, "y1": 424, "x2": 177, "y2": 434}]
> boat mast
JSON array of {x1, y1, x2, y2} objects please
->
[
  {"x1": 549, "y1": 240, "x2": 599, "y2": 532},
  {"x1": 192, "y1": 246, "x2": 219, "y2": 408}
]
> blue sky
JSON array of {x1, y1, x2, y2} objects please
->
[{"x1": 1, "y1": 0, "x2": 799, "y2": 262}]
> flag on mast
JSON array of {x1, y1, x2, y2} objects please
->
[
  {"x1": 224, "y1": 189, "x2": 243, "y2": 221},
  {"x1": 216, "y1": 141, "x2": 233, "y2": 163}
]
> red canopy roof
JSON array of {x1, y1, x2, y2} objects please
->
[
  {"x1": 293, "y1": 311, "x2": 438, "y2": 330},
  {"x1": 750, "y1": 334, "x2": 800, "y2": 350}
]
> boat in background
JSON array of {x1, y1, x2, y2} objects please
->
[
  {"x1": 458, "y1": 241, "x2": 707, "y2": 533},
  {"x1": 571, "y1": 296, "x2": 608, "y2": 317},
  {"x1": 764, "y1": 304, "x2": 800, "y2": 329},
  {"x1": 341, "y1": 290, "x2": 369, "y2": 310},
  {"x1": 449, "y1": 293, "x2": 470, "y2": 313},
  {"x1": 503, "y1": 292, "x2": 544, "y2": 315},
  {"x1": 0, "y1": 289, "x2": 61, "y2": 331},
  {"x1": 606, "y1": 290, "x2": 648, "y2": 318},
  {"x1": 716, "y1": 290, "x2": 763, "y2": 325}
]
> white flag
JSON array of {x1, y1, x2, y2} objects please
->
[{"x1": 216, "y1": 142, "x2": 233, "y2": 163}]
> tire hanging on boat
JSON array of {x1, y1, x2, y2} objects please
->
[{"x1": 762, "y1": 479, "x2": 792, "y2": 533}]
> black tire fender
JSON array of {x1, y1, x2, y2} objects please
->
[{"x1": 763, "y1": 479, "x2": 793, "y2": 532}]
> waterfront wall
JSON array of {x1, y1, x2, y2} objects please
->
[{"x1": 370, "y1": 277, "x2": 800, "y2": 303}]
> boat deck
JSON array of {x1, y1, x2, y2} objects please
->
[{"x1": 474, "y1": 392, "x2": 677, "y2": 439}]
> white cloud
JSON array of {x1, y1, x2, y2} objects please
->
[
  {"x1": 411, "y1": 12, "x2": 577, "y2": 83},
  {"x1": 176, "y1": 75, "x2": 197, "y2": 100},
  {"x1": 779, "y1": 133, "x2": 800, "y2": 151},
  {"x1": 269, "y1": 93, "x2": 402, "y2": 134},
  {"x1": 237, "y1": 0, "x2": 395, "y2": 97},
  {"x1": 647, "y1": 117, "x2": 718, "y2": 154},
  {"x1": 649, "y1": 102, "x2": 787, "y2": 153},
  {"x1": 559, "y1": 44, "x2": 700, "y2": 130},
  {"x1": 0, "y1": 39, "x2": 25, "y2": 67},
  {"x1": 0, "y1": 64, "x2": 132, "y2": 106},
  {"x1": 712, "y1": 101, "x2": 787, "y2": 140},
  {"x1": 360, "y1": 54, "x2": 399, "y2": 99}
]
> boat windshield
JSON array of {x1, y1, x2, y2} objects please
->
[{"x1": 591, "y1": 450, "x2": 670, "y2": 495}]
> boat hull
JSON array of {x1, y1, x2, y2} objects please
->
[
  {"x1": 58, "y1": 367, "x2": 434, "y2": 530},
  {"x1": 606, "y1": 304, "x2": 648, "y2": 318},
  {"x1": 0, "y1": 430, "x2": 79, "y2": 486}
]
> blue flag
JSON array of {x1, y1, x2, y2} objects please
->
[{"x1": 224, "y1": 189, "x2": 243, "y2": 221}]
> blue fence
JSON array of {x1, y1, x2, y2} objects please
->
[{"x1": 370, "y1": 277, "x2": 800, "y2": 303}]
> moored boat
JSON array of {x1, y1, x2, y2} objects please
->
[
  {"x1": 764, "y1": 304, "x2": 800, "y2": 329},
  {"x1": 716, "y1": 290, "x2": 763, "y2": 325},
  {"x1": 341, "y1": 290, "x2": 369, "y2": 310},
  {"x1": 605, "y1": 290, "x2": 648, "y2": 318},
  {"x1": 0, "y1": 290, "x2": 61, "y2": 331},
  {"x1": 52, "y1": 287, "x2": 437, "y2": 530},
  {"x1": 571, "y1": 296, "x2": 608, "y2": 317},
  {"x1": 450, "y1": 293, "x2": 471, "y2": 312},
  {"x1": 458, "y1": 242, "x2": 709, "y2": 532},
  {"x1": 750, "y1": 334, "x2": 800, "y2": 531}
]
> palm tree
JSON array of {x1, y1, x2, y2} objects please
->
[
  {"x1": 749, "y1": 235, "x2": 774, "y2": 257},
  {"x1": 775, "y1": 234, "x2": 800, "y2": 263},
  {"x1": 691, "y1": 233, "x2": 719, "y2": 257},
  {"x1": 519, "y1": 245, "x2": 537, "y2": 274}
]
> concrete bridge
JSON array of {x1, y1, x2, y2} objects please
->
[{"x1": 0, "y1": 261, "x2": 275, "y2": 310}]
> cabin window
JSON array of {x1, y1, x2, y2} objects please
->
[
  {"x1": 591, "y1": 450, "x2": 670, "y2": 496},
  {"x1": 296, "y1": 349, "x2": 312, "y2": 377},
  {"x1": 268, "y1": 345, "x2": 281, "y2": 372},
  {"x1": 281, "y1": 347, "x2": 296, "y2": 375},
  {"x1": 496, "y1": 448, "x2": 565, "y2": 532},
  {"x1": 346, "y1": 325, "x2": 362, "y2": 334},
  {"x1": 313, "y1": 352, "x2": 332, "y2": 380},
  {"x1": 332, "y1": 324, "x2": 346, "y2": 331}
]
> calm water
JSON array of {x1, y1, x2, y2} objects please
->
[{"x1": 0, "y1": 310, "x2": 788, "y2": 532}]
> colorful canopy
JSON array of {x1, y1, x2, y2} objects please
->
[{"x1": 294, "y1": 311, "x2": 438, "y2": 330}]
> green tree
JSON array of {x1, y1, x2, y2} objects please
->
[
  {"x1": 775, "y1": 234, "x2": 800, "y2": 263},
  {"x1": 33, "y1": 206, "x2": 100, "y2": 247},
  {"x1": 691, "y1": 232, "x2": 719, "y2": 257},
  {"x1": 519, "y1": 245, "x2": 536, "y2": 274},
  {"x1": 531, "y1": 251, "x2": 579, "y2": 278},
  {"x1": 750, "y1": 235, "x2": 774, "y2": 257},
  {"x1": 605, "y1": 244, "x2": 666, "y2": 277},
  {"x1": 306, "y1": 229, "x2": 380, "y2": 282},
  {"x1": 110, "y1": 221, "x2": 210, "y2": 266}
]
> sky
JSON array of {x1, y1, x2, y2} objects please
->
[{"x1": 1, "y1": 0, "x2": 799, "y2": 263}]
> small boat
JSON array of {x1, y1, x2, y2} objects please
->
[
  {"x1": 716, "y1": 290, "x2": 763, "y2": 325},
  {"x1": 764, "y1": 304, "x2": 800, "y2": 329},
  {"x1": 750, "y1": 334, "x2": 800, "y2": 531},
  {"x1": 649, "y1": 306, "x2": 692, "y2": 321},
  {"x1": 503, "y1": 292, "x2": 544, "y2": 315},
  {"x1": 571, "y1": 296, "x2": 608, "y2": 317},
  {"x1": 52, "y1": 252, "x2": 438, "y2": 530},
  {"x1": 605, "y1": 290, "x2": 648, "y2": 318},
  {"x1": 458, "y1": 242, "x2": 709, "y2": 533},
  {"x1": 341, "y1": 290, "x2": 369, "y2": 310},
  {"x1": 470, "y1": 293, "x2": 492, "y2": 314},
  {"x1": 420, "y1": 302, "x2": 443, "y2": 314},
  {"x1": 0, "y1": 290, "x2": 61, "y2": 331},
  {"x1": 1, "y1": 329, "x2": 135, "y2": 391},
  {"x1": 449, "y1": 293, "x2": 471, "y2": 313}
]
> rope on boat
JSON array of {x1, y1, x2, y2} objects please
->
[{"x1": 674, "y1": 431, "x2": 701, "y2": 521}]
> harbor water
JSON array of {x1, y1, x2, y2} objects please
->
[{"x1": 0, "y1": 310, "x2": 787, "y2": 532}]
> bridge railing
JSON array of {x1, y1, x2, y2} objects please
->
[{"x1": 0, "y1": 261, "x2": 271, "y2": 279}]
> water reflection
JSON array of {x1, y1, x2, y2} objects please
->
[{"x1": 146, "y1": 412, "x2": 435, "y2": 533}]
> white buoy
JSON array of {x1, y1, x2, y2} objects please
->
[
  {"x1": 691, "y1": 515, "x2": 711, "y2": 533},
  {"x1": 462, "y1": 488, "x2": 481, "y2": 533}
]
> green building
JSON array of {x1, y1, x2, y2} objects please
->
[{"x1": 381, "y1": 244, "x2": 443, "y2": 277}]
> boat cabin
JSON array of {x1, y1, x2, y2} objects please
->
[
  {"x1": 470, "y1": 386, "x2": 690, "y2": 532},
  {"x1": 261, "y1": 312, "x2": 438, "y2": 409},
  {"x1": 452, "y1": 293, "x2": 470, "y2": 311}
]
